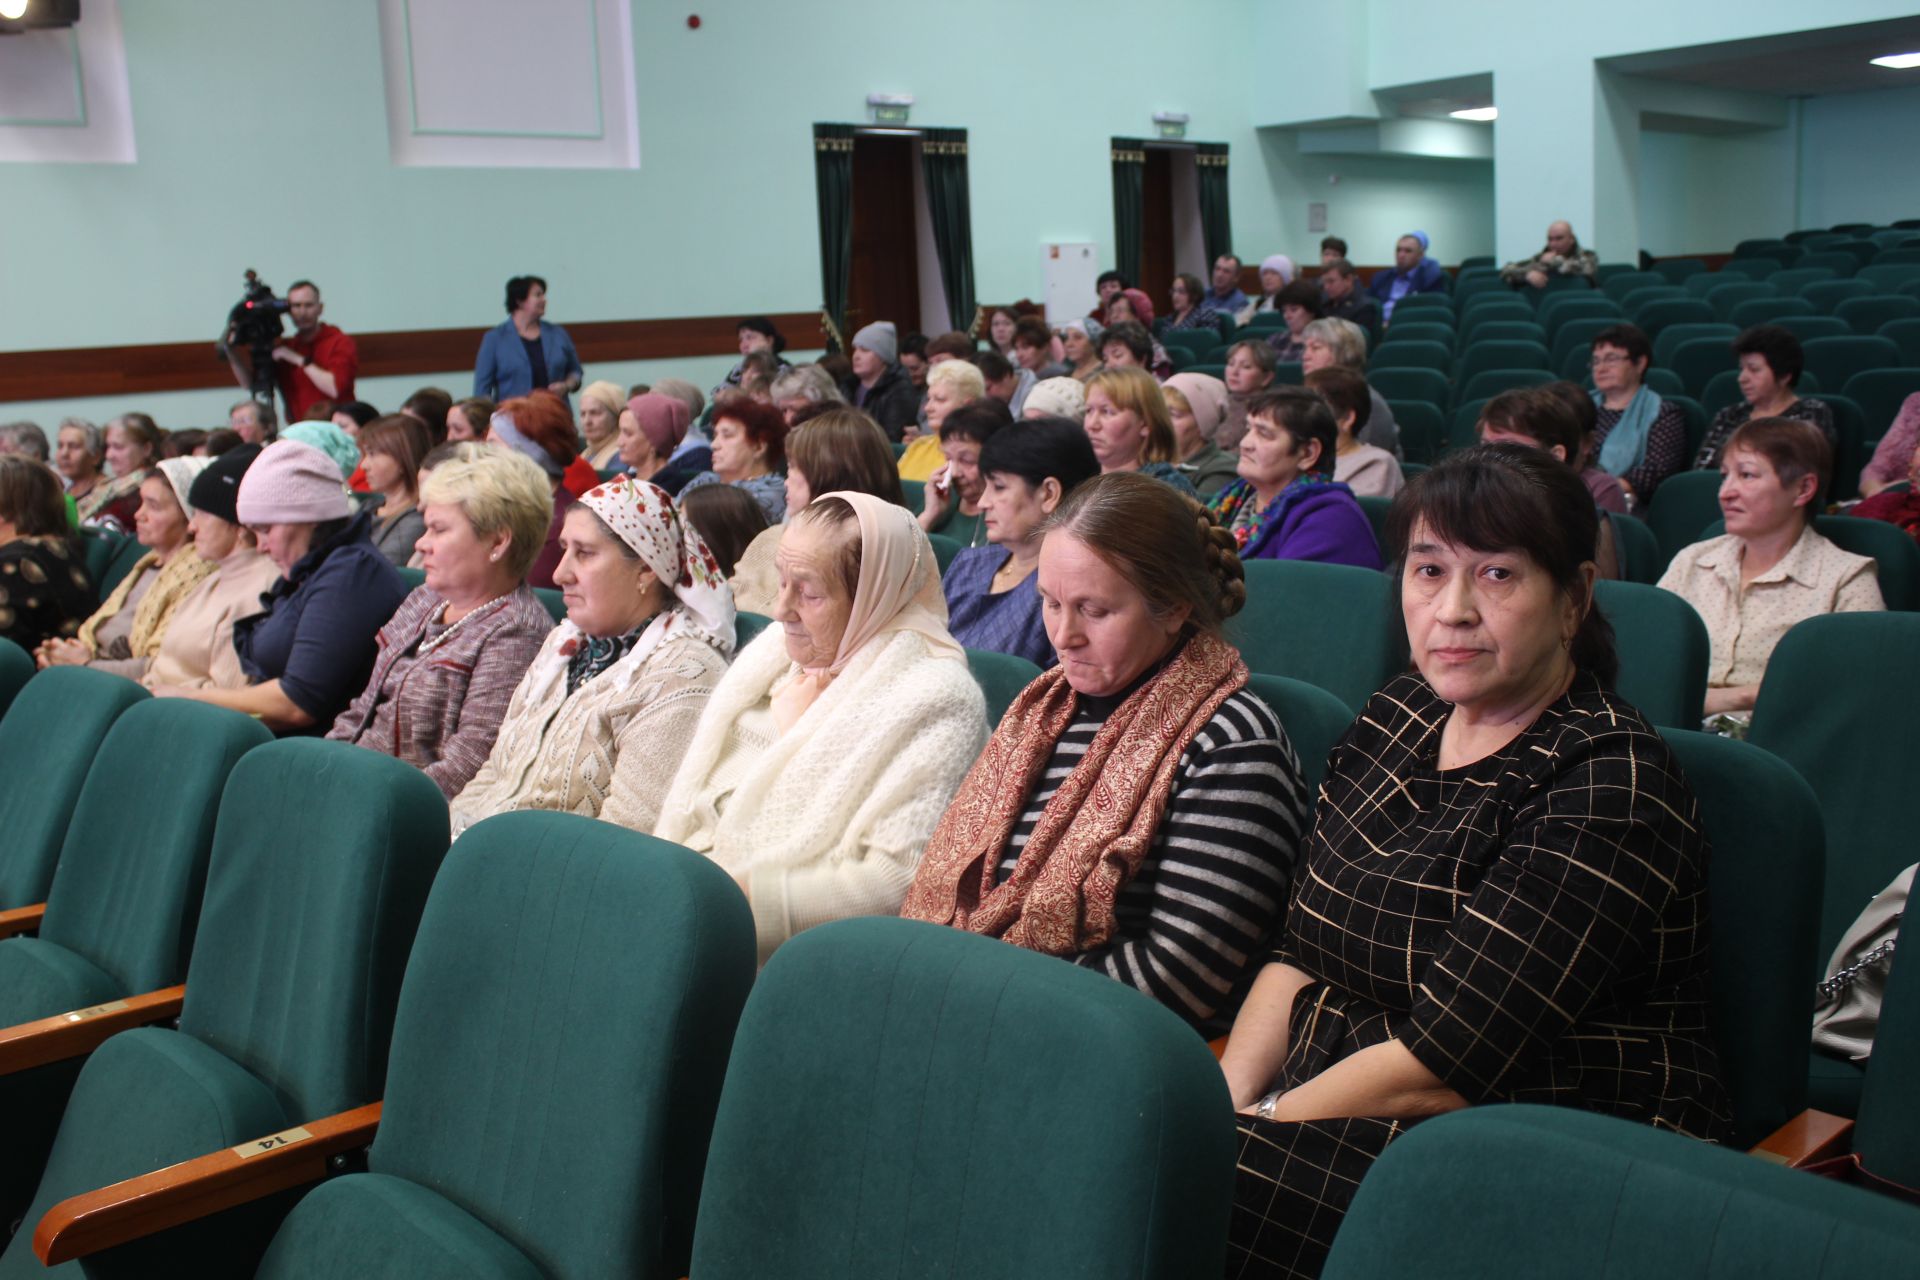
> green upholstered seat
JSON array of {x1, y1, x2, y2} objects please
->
[
  {"x1": 1646, "y1": 468, "x2": 1725, "y2": 567},
  {"x1": 395, "y1": 565, "x2": 425, "y2": 591},
  {"x1": 1457, "y1": 367, "x2": 1555, "y2": 405},
  {"x1": 1802, "y1": 335, "x2": 1902, "y2": 392},
  {"x1": 735, "y1": 610, "x2": 772, "y2": 650},
  {"x1": 1376, "y1": 321, "x2": 1454, "y2": 350},
  {"x1": 533, "y1": 587, "x2": 566, "y2": 622},
  {"x1": 98, "y1": 536, "x2": 150, "y2": 599},
  {"x1": 1356, "y1": 494, "x2": 1393, "y2": 549},
  {"x1": 1854, "y1": 924, "x2": 1920, "y2": 1188},
  {"x1": 1595, "y1": 581, "x2": 1708, "y2": 729},
  {"x1": 1245, "y1": 673, "x2": 1352, "y2": 794},
  {"x1": 255, "y1": 813, "x2": 756, "y2": 1280},
  {"x1": 1661, "y1": 729, "x2": 1823, "y2": 1145},
  {"x1": 689, "y1": 917, "x2": 1236, "y2": 1279},
  {"x1": 1, "y1": 740, "x2": 449, "y2": 1278},
  {"x1": 0, "y1": 637, "x2": 31, "y2": 721},
  {"x1": 1322, "y1": 1106, "x2": 1920, "y2": 1278},
  {"x1": 0, "y1": 701, "x2": 268, "y2": 1216},
  {"x1": 0, "y1": 668, "x2": 148, "y2": 911},
  {"x1": 1384, "y1": 399, "x2": 1445, "y2": 463},
  {"x1": 926, "y1": 532, "x2": 961, "y2": 574},
  {"x1": 965, "y1": 647, "x2": 1041, "y2": 727},
  {"x1": 1366, "y1": 366, "x2": 1449, "y2": 406},
  {"x1": 74, "y1": 529, "x2": 121, "y2": 598},
  {"x1": 1454, "y1": 340, "x2": 1551, "y2": 388},
  {"x1": 1370, "y1": 339, "x2": 1450, "y2": 372},
  {"x1": 1228, "y1": 559, "x2": 1406, "y2": 711},
  {"x1": 1697, "y1": 514, "x2": 1920, "y2": 611},
  {"x1": 1607, "y1": 511, "x2": 1662, "y2": 585}
]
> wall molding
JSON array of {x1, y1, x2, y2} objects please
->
[{"x1": 0, "y1": 312, "x2": 826, "y2": 404}]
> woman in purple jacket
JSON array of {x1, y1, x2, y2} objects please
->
[{"x1": 1208, "y1": 387, "x2": 1383, "y2": 569}]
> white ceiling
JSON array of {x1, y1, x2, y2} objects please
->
[{"x1": 1603, "y1": 16, "x2": 1920, "y2": 97}]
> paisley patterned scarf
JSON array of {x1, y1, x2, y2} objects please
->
[
  {"x1": 1208, "y1": 471, "x2": 1334, "y2": 553},
  {"x1": 564, "y1": 623, "x2": 647, "y2": 696}
]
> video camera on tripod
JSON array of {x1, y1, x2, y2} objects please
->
[{"x1": 217, "y1": 269, "x2": 290, "y2": 404}]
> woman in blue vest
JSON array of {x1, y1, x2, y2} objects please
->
[{"x1": 474, "y1": 275, "x2": 583, "y2": 402}]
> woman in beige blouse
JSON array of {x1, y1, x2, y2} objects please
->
[{"x1": 1658, "y1": 416, "x2": 1883, "y2": 720}]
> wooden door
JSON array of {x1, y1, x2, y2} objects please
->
[
  {"x1": 847, "y1": 134, "x2": 921, "y2": 337},
  {"x1": 1140, "y1": 147, "x2": 1175, "y2": 317}
]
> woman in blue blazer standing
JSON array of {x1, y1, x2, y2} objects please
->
[{"x1": 474, "y1": 275, "x2": 583, "y2": 401}]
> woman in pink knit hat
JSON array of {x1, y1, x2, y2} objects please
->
[
  {"x1": 615, "y1": 391, "x2": 690, "y2": 489},
  {"x1": 157, "y1": 439, "x2": 408, "y2": 734}
]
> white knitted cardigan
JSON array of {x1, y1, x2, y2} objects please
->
[{"x1": 655, "y1": 624, "x2": 988, "y2": 962}]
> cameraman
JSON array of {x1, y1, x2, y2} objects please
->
[{"x1": 228, "y1": 279, "x2": 358, "y2": 422}]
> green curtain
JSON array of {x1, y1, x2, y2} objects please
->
[
  {"x1": 1196, "y1": 142, "x2": 1232, "y2": 268},
  {"x1": 920, "y1": 128, "x2": 977, "y2": 335},
  {"x1": 813, "y1": 124, "x2": 855, "y2": 352},
  {"x1": 1111, "y1": 137, "x2": 1146, "y2": 284}
]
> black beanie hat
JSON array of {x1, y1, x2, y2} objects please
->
[
  {"x1": 187, "y1": 443, "x2": 263, "y2": 524},
  {"x1": 736, "y1": 315, "x2": 786, "y2": 354}
]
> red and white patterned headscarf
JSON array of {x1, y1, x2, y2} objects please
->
[{"x1": 576, "y1": 474, "x2": 735, "y2": 658}]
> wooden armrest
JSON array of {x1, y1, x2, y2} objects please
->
[
  {"x1": 1751, "y1": 1108, "x2": 1855, "y2": 1168},
  {"x1": 35, "y1": 1101, "x2": 382, "y2": 1265},
  {"x1": 0, "y1": 903, "x2": 46, "y2": 940},
  {"x1": 0, "y1": 985, "x2": 185, "y2": 1077}
]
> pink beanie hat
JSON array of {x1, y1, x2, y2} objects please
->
[
  {"x1": 628, "y1": 392, "x2": 690, "y2": 455},
  {"x1": 235, "y1": 440, "x2": 353, "y2": 525}
]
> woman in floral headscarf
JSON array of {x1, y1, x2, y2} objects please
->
[
  {"x1": 655, "y1": 491, "x2": 988, "y2": 964},
  {"x1": 449, "y1": 472, "x2": 736, "y2": 834}
]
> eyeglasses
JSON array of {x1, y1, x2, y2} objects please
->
[{"x1": 1589, "y1": 353, "x2": 1631, "y2": 368}]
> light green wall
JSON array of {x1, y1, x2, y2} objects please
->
[
  {"x1": 1799, "y1": 84, "x2": 1920, "y2": 228},
  {"x1": 1637, "y1": 126, "x2": 1799, "y2": 257},
  {"x1": 1255, "y1": 129, "x2": 1494, "y2": 266}
]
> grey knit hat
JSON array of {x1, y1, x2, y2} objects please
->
[{"x1": 852, "y1": 321, "x2": 898, "y2": 364}]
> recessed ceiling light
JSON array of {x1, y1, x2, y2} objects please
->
[
  {"x1": 1450, "y1": 107, "x2": 1498, "y2": 122},
  {"x1": 1871, "y1": 52, "x2": 1920, "y2": 69},
  {"x1": 0, "y1": 0, "x2": 29, "y2": 18}
]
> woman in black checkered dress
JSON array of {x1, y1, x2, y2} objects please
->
[{"x1": 1219, "y1": 443, "x2": 1732, "y2": 1279}]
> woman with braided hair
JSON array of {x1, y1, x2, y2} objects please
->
[{"x1": 901, "y1": 472, "x2": 1311, "y2": 1035}]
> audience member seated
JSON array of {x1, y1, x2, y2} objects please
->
[
  {"x1": 1478, "y1": 387, "x2": 1621, "y2": 580},
  {"x1": 282, "y1": 418, "x2": 360, "y2": 482},
  {"x1": 898, "y1": 358, "x2": 983, "y2": 483},
  {"x1": 1301, "y1": 317, "x2": 1400, "y2": 456},
  {"x1": 655, "y1": 492, "x2": 988, "y2": 963},
  {"x1": 53, "y1": 419, "x2": 108, "y2": 519},
  {"x1": 489, "y1": 392, "x2": 582, "y2": 588},
  {"x1": 351, "y1": 414, "x2": 431, "y2": 567},
  {"x1": 1692, "y1": 326, "x2": 1834, "y2": 470},
  {"x1": 1012, "y1": 316, "x2": 1067, "y2": 381},
  {"x1": 1100, "y1": 320, "x2": 1168, "y2": 381},
  {"x1": 917, "y1": 399, "x2": 1012, "y2": 546},
  {"x1": 326, "y1": 448, "x2": 557, "y2": 797},
  {"x1": 617, "y1": 390, "x2": 689, "y2": 494},
  {"x1": 1085, "y1": 368, "x2": 1200, "y2": 497},
  {"x1": 1162, "y1": 372, "x2": 1241, "y2": 498},
  {"x1": 400, "y1": 386, "x2": 454, "y2": 443},
  {"x1": 36, "y1": 459, "x2": 213, "y2": 678},
  {"x1": 453, "y1": 475, "x2": 734, "y2": 834},
  {"x1": 330, "y1": 399, "x2": 379, "y2": 443},
  {"x1": 896, "y1": 332, "x2": 930, "y2": 402},
  {"x1": 839, "y1": 322, "x2": 921, "y2": 442},
  {"x1": 1318, "y1": 258, "x2": 1380, "y2": 336},
  {"x1": 1589, "y1": 324, "x2": 1686, "y2": 506},
  {"x1": 1023, "y1": 376, "x2": 1087, "y2": 423},
  {"x1": 1859, "y1": 392, "x2": 1920, "y2": 497},
  {"x1": 1319, "y1": 235, "x2": 1347, "y2": 266},
  {"x1": 678, "y1": 482, "x2": 769, "y2": 579},
  {"x1": 1659, "y1": 417, "x2": 1883, "y2": 721},
  {"x1": 985, "y1": 306, "x2": 1019, "y2": 359},
  {"x1": 770, "y1": 364, "x2": 847, "y2": 428},
  {"x1": 1104, "y1": 291, "x2": 1173, "y2": 377},
  {"x1": 160, "y1": 440, "x2": 407, "y2": 734},
  {"x1": 1306, "y1": 365, "x2": 1403, "y2": 499},
  {"x1": 1368, "y1": 231, "x2": 1445, "y2": 322},
  {"x1": 577, "y1": 380, "x2": 626, "y2": 471},
  {"x1": 1221, "y1": 338, "x2": 1278, "y2": 450},
  {"x1": 1499, "y1": 220, "x2": 1599, "y2": 289},
  {"x1": 1540, "y1": 380, "x2": 1628, "y2": 514},
  {"x1": 0, "y1": 421, "x2": 48, "y2": 462},
  {"x1": 1090, "y1": 269, "x2": 1127, "y2": 320},
  {"x1": 1209, "y1": 253, "x2": 1250, "y2": 317},
  {"x1": 1059, "y1": 319, "x2": 1105, "y2": 384},
  {"x1": 1208, "y1": 387, "x2": 1383, "y2": 569},
  {"x1": 446, "y1": 396, "x2": 491, "y2": 444},
  {"x1": 1222, "y1": 444, "x2": 1731, "y2": 1279},
  {"x1": 704, "y1": 316, "x2": 785, "y2": 402},
  {"x1": 731, "y1": 407, "x2": 904, "y2": 615},
  {"x1": 1266, "y1": 280, "x2": 1324, "y2": 363},
  {"x1": 473, "y1": 275, "x2": 582, "y2": 401},
  {"x1": 141, "y1": 446, "x2": 283, "y2": 693},
  {"x1": 1243, "y1": 254, "x2": 1297, "y2": 321},
  {"x1": 1161, "y1": 272, "x2": 1219, "y2": 333},
  {"x1": 680, "y1": 396, "x2": 790, "y2": 525},
  {"x1": 1851, "y1": 435, "x2": 1920, "y2": 542},
  {"x1": 84, "y1": 412, "x2": 164, "y2": 533},
  {"x1": 906, "y1": 471, "x2": 1309, "y2": 1036},
  {"x1": 0, "y1": 456, "x2": 93, "y2": 651},
  {"x1": 942, "y1": 419, "x2": 1099, "y2": 668},
  {"x1": 977, "y1": 350, "x2": 1035, "y2": 419}
]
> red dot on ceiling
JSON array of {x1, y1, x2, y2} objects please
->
[{"x1": 686, "y1": 14, "x2": 700, "y2": 28}]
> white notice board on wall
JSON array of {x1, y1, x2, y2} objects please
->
[{"x1": 1042, "y1": 243, "x2": 1099, "y2": 324}]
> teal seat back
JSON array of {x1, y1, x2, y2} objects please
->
[
  {"x1": 690, "y1": 918, "x2": 1236, "y2": 1279},
  {"x1": 98, "y1": 536, "x2": 151, "y2": 599},
  {"x1": 1245, "y1": 673, "x2": 1352, "y2": 794},
  {"x1": 355, "y1": 814, "x2": 755, "y2": 1278},
  {"x1": 1384, "y1": 399, "x2": 1445, "y2": 463},
  {"x1": 1802, "y1": 335, "x2": 1902, "y2": 392},
  {"x1": 1595, "y1": 581, "x2": 1708, "y2": 729},
  {"x1": 899, "y1": 478, "x2": 925, "y2": 515},
  {"x1": 0, "y1": 637, "x2": 31, "y2": 721},
  {"x1": 1856, "y1": 939, "x2": 1920, "y2": 1187},
  {"x1": 181, "y1": 739, "x2": 450, "y2": 1121},
  {"x1": 1662, "y1": 729, "x2": 1823, "y2": 1144},
  {"x1": 735, "y1": 610, "x2": 771, "y2": 650},
  {"x1": 1323, "y1": 1106, "x2": 1920, "y2": 1278},
  {"x1": 75, "y1": 528, "x2": 121, "y2": 596},
  {"x1": 393, "y1": 565, "x2": 425, "y2": 591},
  {"x1": 1749, "y1": 613, "x2": 1920, "y2": 971},
  {"x1": 1455, "y1": 340, "x2": 1551, "y2": 386},
  {"x1": 1370, "y1": 339, "x2": 1450, "y2": 372},
  {"x1": 1607, "y1": 511, "x2": 1662, "y2": 585},
  {"x1": 1228, "y1": 560, "x2": 1406, "y2": 711},
  {"x1": 41, "y1": 701, "x2": 270, "y2": 995},
  {"x1": 926, "y1": 532, "x2": 960, "y2": 574},
  {"x1": 965, "y1": 647, "x2": 1041, "y2": 727},
  {"x1": 0, "y1": 668, "x2": 148, "y2": 908},
  {"x1": 1365, "y1": 367, "x2": 1448, "y2": 406},
  {"x1": 1646, "y1": 468, "x2": 1725, "y2": 566},
  {"x1": 1356, "y1": 494, "x2": 1393, "y2": 549},
  {"x1": 1699, "y1": 514, "x2": 1919, "y2": 611},
  {"x1": 533, "y1": 586, "x2": 566, "y2": 622}
]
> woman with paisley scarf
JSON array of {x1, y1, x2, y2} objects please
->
[
  {"x1": 901, "y1": 472, "x2": 1310, "y2": 1035},
  {"x1": 36, "y1": 458, "x2": 214, "y2": 679},
  {"x1": 1208, "y1": 387, "x2": 1382, "y2": 570},
  {"x1": 450, "y1": 472, "x2": 735, "y2": 834},
  {"x1": 655, "y1": 491, "x2": 987, "y2": 965}
]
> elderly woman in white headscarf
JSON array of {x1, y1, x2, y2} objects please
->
[
  {"x1": 450, "y1": 473, "x2": 736, "y2": 834},
  {"x1": 1242, "y1": 254, "x2": 1297, "y2": 322},
  {"x1": 35, "y1": 457, "x2": 214, "y2": 679},
  {"x1": 656, "y1": 491, "x2": 989, "y2": 962}
]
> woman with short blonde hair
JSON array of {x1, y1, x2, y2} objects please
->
[{"x1": 1083, "y1": 368, "x2": 1196, "y2": 496}]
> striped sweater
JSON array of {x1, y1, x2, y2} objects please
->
[{"x1": 996, "y1": 687, "x2": 1310, "y2": 1034}]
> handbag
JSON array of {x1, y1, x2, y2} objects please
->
[{"x1": 1810, "y1": 863, "x2": 1913, "y2": 1062}]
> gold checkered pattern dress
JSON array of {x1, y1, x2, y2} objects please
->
[{"x1": 1227, "y1": 672, "x2": 1732, "y2": 1279}]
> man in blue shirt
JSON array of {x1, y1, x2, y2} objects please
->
[
  {"x1": 1367, "y1": 232, "x2": 1447, "y2": 322},
  {"x1": 1208, "y1": 254, "x2": 1250, "y2": 317}
]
